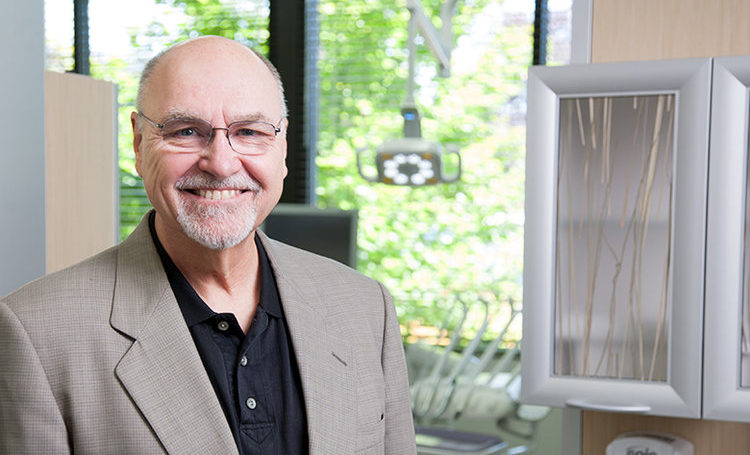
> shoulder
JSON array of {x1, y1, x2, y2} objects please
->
[
  {"x1": 260, "y1": 235, "x2": 392, "y2": 332},
  {"x1": 2, "y1": 217, "x2": 159, "y2": 314},
  {"x1": 263, "y1": 237, "x2": 390, "y2": 308},
  {"x1": 262, "y1": 235, "x2": 381, "y2": 290},
  {"x1": 1, "y1": 244, "x2": 120, "y2": 319}
]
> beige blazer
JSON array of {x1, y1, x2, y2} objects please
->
[{"x1": 0, "y1": 216, "x2": 416, "y2": 454}]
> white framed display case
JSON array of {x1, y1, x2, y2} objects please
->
[
  {"x1": 521, "y1": 58, "x2": 712, "y2": 418},
  {"x1": 703, "y1": 56, "x2": 750, "y2": 422}
]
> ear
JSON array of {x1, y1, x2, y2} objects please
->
[
  {"x1": 281, "y1": 117, "x2": 289, "y2": 179},
  {"x1": 131, "y1": 112, "x2": 144, "y2": 177}
]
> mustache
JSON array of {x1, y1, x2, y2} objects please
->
[{"x1": 175, "y1": 172, "x2": 262, "y2": 192}]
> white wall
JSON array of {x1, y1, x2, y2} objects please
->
[{"x1": 0, "y1": 0, "x2": 46, "y2": 296}]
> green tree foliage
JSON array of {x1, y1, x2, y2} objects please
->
[
  {"x1": 316, "y1": 0, "x2": 530, "y2": 333},
  {"x1": 90, "y1": 56, "x2": 149, "y2": 240},
  {"x1": 138, "y1": 0, "x2": 270, "y2": 50}
]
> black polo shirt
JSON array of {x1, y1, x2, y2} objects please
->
[{"x1": 149, "y1": 213, "x2": 309, "y2": 454}]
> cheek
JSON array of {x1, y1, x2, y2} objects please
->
[
  {"x1": 140, "y1": 151, "x2": 193, "y2": 196},
  {"x1": 139, "y1": 153, "x2": 167, "y2": 194},
  {"x1": 244, "y1": 154, "x2": 288, "y2": 188}
]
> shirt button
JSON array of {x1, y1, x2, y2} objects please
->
[
  {"x1": 217, "y1": 320, "x2": 229, "y2": 331},
  {"x1": 246, "y1": 397, "x2": 257, "y2": 410},
  {"x1": 240, "y1": 356, "x2": 248, "y2": 367}
]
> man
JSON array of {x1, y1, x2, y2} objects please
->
[{"x1": 0, "y1": 36, "x2": 416, "y2": 454}]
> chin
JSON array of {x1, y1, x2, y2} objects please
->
[
  {"x1": 176, "y1": 203, "x2": 258, "y2": 251},
  {"x1": 188, "y1": 229, "x2": 253, "y2": 250}
]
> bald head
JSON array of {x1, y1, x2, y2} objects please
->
[{"x1": 135, "y1": 36, "x2": 287, "y2": 119}]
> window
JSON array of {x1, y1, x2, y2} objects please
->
[
  {"x1": 45, "y1": 0, "x2": 572, "y2": 341},
  {"x1": 315, "y1": 0, "x2": 571, "y2": 340}
]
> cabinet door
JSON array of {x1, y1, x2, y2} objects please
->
[
  {"x1": 704, "y1": 56, "x2": 750, "y2": 422},
  {"x1": 522, "y1": 58, "x2": 712, "y2": 418}
]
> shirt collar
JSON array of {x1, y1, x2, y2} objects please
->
[
  {"x1": 255, "y1": 233, "x2": 282, "y2": 319},
  {"x1": 148, "y1": 211, "x2": 282, "y2": 326}
]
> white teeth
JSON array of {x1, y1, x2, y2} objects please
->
[{"x1": 196, "y1": 189, "x2": 241, "y2": 200}]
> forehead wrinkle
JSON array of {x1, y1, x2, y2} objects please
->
[
  {"x1": 165, "y1": 107, "x2": 204, "y2": 121},
  {"x1": 231, "y1": 112, "x2": 279, "y2": 124},
  {"x1": 141, "y1": 108, "x2": 206, "y2": 125},
  {"x1": 160, "y1": 107, "x2": 279, "y2": 127}
]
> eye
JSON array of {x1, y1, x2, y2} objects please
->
[
  {"x1": 176, "y1": 127, "x2": 197, "y2": 136},
  {"x1": 161, "y1": 120, "x2": 210, "y2": 139},
  {"x1": 236, "y1": 127, "x2": 260, "y2": 137},
  {"x1": 232, "y1": 122, "x2": 276, "y2": 139}
]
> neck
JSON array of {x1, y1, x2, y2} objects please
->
[{"x1": 155, "y1": 213, "x2": 261, "y2": 330}]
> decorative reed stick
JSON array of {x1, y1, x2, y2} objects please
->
[{"x1": 559, "y1": 94, "x2": 675, "y2": 380}]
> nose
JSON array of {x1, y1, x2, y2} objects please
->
[{"x1": 197, "y1": 127, "x2": 242, "y2": 178}]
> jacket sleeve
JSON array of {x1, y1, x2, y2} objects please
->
[
  {"x1": 378, "y1": 283, "x2": 417, "y2": 454},
  {"x1": 0, "y1": 300, "x2": 70, "y2": 454}
]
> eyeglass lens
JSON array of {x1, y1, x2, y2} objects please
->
[{"x1": 159, "y1": 118, "x2": 278, "y2": 155}]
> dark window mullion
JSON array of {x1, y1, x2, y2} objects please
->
[
  {"x1": 73, "y1": 0, "x2": 90, "y2": 74},
  {"x1": 533, "y1": 0, "x2": 549, "y2": 65}
]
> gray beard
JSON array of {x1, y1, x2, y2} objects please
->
[
  {"x1": 173, "y1": 172, "x2": 262, "y2": 250},
  {"x1": 176, "y1": 199, "x2": 259, "y2": 250}
]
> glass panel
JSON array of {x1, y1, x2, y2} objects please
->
[
  {"x1": 555, "y1": 94, "x2": 675, "y2": 381},
  {"x1": 45, "y1": 0, "x2": 74, "y2": 72},
  {"x1": 546, "y1": 0, "x2": 572, "y2": 66}
]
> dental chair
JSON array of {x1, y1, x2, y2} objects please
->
[{"x1": 407, "y1": 294, "x2": 549, "y2": 455}]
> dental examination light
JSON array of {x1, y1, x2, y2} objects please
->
[{"x1": 356, "y1": 0, "x2": 462, "y2": 186}]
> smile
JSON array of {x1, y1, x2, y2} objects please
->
[{"x1": 188, "y1": 189, "x2": 247, "y2": 200}]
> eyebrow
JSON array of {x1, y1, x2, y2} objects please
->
[
  {"x1": 162, "y1": 108, "x2": 278, "y2": 125},
  {"x1": 231, "y1": 112, "x2": 279, "y2": 125},
  {"x1": 163, "y1": 108, "x2": 203, "y2": 122}
]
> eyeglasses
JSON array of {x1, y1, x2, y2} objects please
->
[{"x1": 137, "y1": 112, "x2": 283, "y2": 155}]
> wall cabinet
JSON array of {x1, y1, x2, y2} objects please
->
[
  {"x1": 703, "y1": 56, "x2": 750, "y2": 422},
  {"x1": 521, "y1": 58, "x2": 713, "y2": 418}
]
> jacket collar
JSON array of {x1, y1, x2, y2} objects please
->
[
  {"x1": 257, "y1": 231, "x2": 358, "y2": 453},
  {"x1": 110, "y1": 215, "x2": 238, "y2": 455}
]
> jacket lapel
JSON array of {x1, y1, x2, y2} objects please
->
[
  {"x1": 259, "y1": 233, "x2": 358, "y2": 454},
  {"x1": 110, "y1": 219, "x2": 238, "y2": 455}
]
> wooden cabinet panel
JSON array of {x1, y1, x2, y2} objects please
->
[
  {"x1": 591, "y1": 0, "x2": 750, "y2": 63},
  {"x1": 582, "y1": 411, "x2": 750, "y2": 455},
  {"x1": 44, "y1": 71, "x2": 117, "y2": 273}
]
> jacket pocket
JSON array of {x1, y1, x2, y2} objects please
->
[{"x1": 354, "y1": 412, "x2": 385, "y2": 452}]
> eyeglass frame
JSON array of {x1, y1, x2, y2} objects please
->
[{"x1": 136, "y1": 111, "x2": 284, "y2": 155}]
